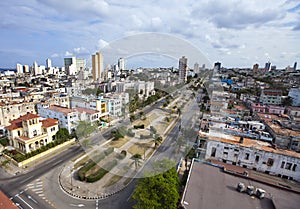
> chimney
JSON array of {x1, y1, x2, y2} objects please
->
[{"x1": 239, "y1": 136, "x2": 244, "y2": 144}]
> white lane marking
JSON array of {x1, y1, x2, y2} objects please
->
[
  {"x1": 126, "y1": 190, "x2": 134, "y2": 202},
  {"x1": 32, "y1": 188, "x2": 43, "y2": 192},
  {"x1": 27, "y1": 184, "x2": 34, "y2": 187},
  {"x1": 38, "y1": 194, "x2": 45, "y2": 197},
  {"x1": 15, "y1": 194, "x2": 34, "y2": 209},
  {"x1": 96, "y1": 200, "x2": 98, "y2": 209},
  {"x1": 52, "y1": 159, "x2": 62, "y2": 166},
  {"x1": 20, "y1": 176, "x2": 33, "y2": 183},
  {"x1": 28, "y1": 195, "x2": 38, "y2": 204}
]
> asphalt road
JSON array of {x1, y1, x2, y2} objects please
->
[{"x1": 0, "y1": 83, "x2": 202, "y2": 209}]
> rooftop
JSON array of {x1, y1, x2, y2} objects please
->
[
  {"x1": 75, "y1": 107, "x2": 99, "y2": 115},
  {"x1": 203, "y1": 132, "x2": 300, "y2": 158},
  {"x1": 0, "y1": 190, "x2": 19, "y2": 209},
  {"x1": 181, "y1": 161, "x2": 300, "y2": 209},
  {"x1": 41, "y1": 118, "x2": 58, "y2": 128},
  {"x1": 5, "y1": 113, "x2": 40, "y2": 131},
  {"x1": 48, "y1": 105, "x2": 74, "y2": 115}
]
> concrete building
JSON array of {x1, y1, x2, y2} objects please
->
[
  {"x1": 260, "y1": 89, "x2": 282, "y2": 105},
  {"x1": 46, "y1": 58, "x2": 52, "y2": 69},
  {"x1": 16, "y1": 63, "x2": 23, "y2": 74},
  {"x1": 181, "y1": 160, "x2": 300, "y2": 209},
  {"x1": 37, "y1": 104, "x2": 79, "y2": 134},
  {"x1": 92, "y1": 52, "x2": 104, "y2": 82},
  {"x1": 5, "y1": 113, "x2": 59, "y2": 154},
  {"x1": 118, "y1": 57, "x2": 125, "y2": 71},
  {"x1": 64, "y1": 56, "x2": 86, "y2": 75},
  {"x1": 288, "y1": 88, "x2": 300, "y2": 106},
  {"x1": 178, "y1": 56, "x2": 188, "y2": 83},
  {"x1": 194, "y1": 63, "x2": 199, "y2": 74},
  {"x1": 0, "y1": 102, "x2": 36, "y2": 126},
  {"x1": 205, "y1": 135, "x2": 300, "y2": 181}
]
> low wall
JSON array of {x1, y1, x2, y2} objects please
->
[{"x1": 4, "y1": 138, "x2": 75, "y2": 167}]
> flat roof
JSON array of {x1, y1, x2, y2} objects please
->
[{"x1": 181, "y1": 161, "x2": 300, "y2": 209}]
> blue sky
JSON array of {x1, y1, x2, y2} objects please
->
[{"x1": 0, "y1": 0, "x2": 300, "y2": 69}]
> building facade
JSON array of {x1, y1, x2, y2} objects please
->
[
  {"x1": 205, "y1": 137, "x2": 300, "y2": 181},
  {"x1": 178, "y1": 56, "x2": 188, "y2": 83},
  {"x1": 5, "y1": 113, "x2": 59, "y2": 154},
  {"x1": 92, "y1": 52, "x2": 104, "y2": 82}
]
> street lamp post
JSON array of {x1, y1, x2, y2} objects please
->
[{"x1": 70, "y1": 165, "x2": 73, "y2": 190}]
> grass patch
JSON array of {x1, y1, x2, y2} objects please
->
[
  {"x1": 127, "y1": 142, "x2": 152, "y2": 156},
  {"x1": 123, "y1": 177, "x2": 133, "y2": 186},
  {"x1": 109, "y1": 137, "x2": 130, "y2": 148},
  {"x1": 103, "y1": 165, "x2": 130, "y2": 187},
  {"x1": 74, "y1": 155, "x2": 90, "y2": 169}
]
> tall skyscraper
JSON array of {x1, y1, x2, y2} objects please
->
[
  {"x1": 264, "y1": 62, "x2": 271, "y2": 71},
  {"x1": 92, "y1": 52, "x2": 104, "y2": 81},
  {"x1": 64, "y1": 56, "x2": 86, "y2": 75},
  {"x1": 118, "y1": 58, "x2": 125, "y2": 71},
  {"x1": 253, "y1": 63, "x2": 259, "y2": 74},
  {"x1": 46, "y1": 58, "x2": 52, "y2": 69},
  {"x1": 194, "y1": 63, "x2": 199, "y2": 74},
  {"x1": 214, "y1": 62, "x2": 221, "y2": 71},
  {"x1": 294, "y1": 62, "x2": 297, "y2": 71},
  {"x1": 178, "y1": 56, "x2": 188, "y2": 83}
]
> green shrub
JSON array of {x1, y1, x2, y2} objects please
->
[
  {"x1": 104, "y1": 147, "x2": 114, "y2": 156},
  {"x1": 127, "y1": 129, "x2": 135, "y2": 137},
  {"x1": 86, "y1": 160, "x2": 118, "y2": 182},
  {"x1": 78, "y1": 161, "x2": 96, "y2": 181}
]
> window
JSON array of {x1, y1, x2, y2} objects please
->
[
  {"x1": 267, "y1": 158, "x2": 274, "y2": 166},
  {"x1": 292, "y1": 164, "x2": 297, "y2": 172},
  {"x1": 255, "y1": 155, "x2": 260, "y2": 162},
  {"x1": 223, "y1": 152, "x2": 228, "y2": 158},
  {"x1": 281, "y1": 161, "x2": 285, "y2": 168},
  {"x1": 234, "y1": 148, "x2": 239, "y2": 152},
  {"x1": 33, "y1": 130, "x2": 37, "y2": 136},
  {"x1": 224, "y1": 146, "x2": 229, "y2": 150},
  {"x1": 211, "y1": 147, "x2": 216, "y2": 157},
  {"x1": 285, "y1": 163, "x2": 292, "y2": 170},
  {"x1": 245, "y1": 153, "x2": 249, "y2": 160}
]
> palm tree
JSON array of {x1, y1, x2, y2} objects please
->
[
  {"x1": 153, "y1": 135, "x2": 162, "y2": 149},
  {"x1": 132, "y1": 153, "x2": 142, "y2": 170}
]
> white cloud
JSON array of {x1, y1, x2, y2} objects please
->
[
  {"x1": 97, "y1": 39, "x2": 109, "y2": 49},
  {"x1": 50, "y1": 53, "x2": 59, "y2": 58},
  {"x1": 65, "y1": 51, "x2": 73, "y2": 56}
]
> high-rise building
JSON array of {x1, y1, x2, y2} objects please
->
[
  {"x1": 118, "y1": 58, "x2": 125, "y2": 71},
  {"x1": 264, "y1": 62, "x2": 271, "y2": 71},
  {"x1": 294, "y1": 62, "x2": 297, "y2": 71},
  {"x1": 214, "y1": 62, "x2": 221, "y2": 71},
  {"x1": 194, "y1": 63, "x2": 199, "y2": 74},
  {"x1": 179, "y1": 56, "x2": 188, "y2": 83},
  {"x1": 253, "y1": 63, "x2": 259, "y2": 74},
  {"x1": 16, "y1": 63, "x2": 23, "y2": 74},
  {"x1": 46, "y1": 58, "x2": 52, "y2": 69},
  {"x1": 92, "y1": 52, "x2": 104, "y2": 82},
  {"x1": 64, "y1": 56, "x2": 86, "y2": 75}
]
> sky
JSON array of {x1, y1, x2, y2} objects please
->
[{"x1": 0, "y1": 0, "x2": 300, "y2": 69}]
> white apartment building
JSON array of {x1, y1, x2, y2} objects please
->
[
  {"x1": 288, "y1": 88, "x2": 300, "y2": 106},
  {"x1": 37, "y1": 104, "x2": 79, "y2": 133},
  {"x1": 0, "y1": 102, "x2": 36, "y2": 126},
  {"x1": 5, "y1": 113, "x2": 59, "y2": 154},
  {"x1": 260, "y1": 89, "x2": 282, "y2": 105},
  {"x1": 205, "y1": 136, "x2": 300, "y2": 181}
]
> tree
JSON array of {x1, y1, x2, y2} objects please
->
[
  {"x1": 282, "y1": 96, "x2": 293, "y2": 106},
  {"x1": 153, "y1": 135, "x2": 162, "y2": 149},
  {"x1": 76, "y1": 121, "x2": 97, "y2": 139},
  {"x1": 132, "y1": 159, "x2": 180, "y2": 209},
  {"x1": 55, "y1": 128, "x2": 70, "y2": 144},
  {"x1": 132, "y1": 153, "x2": 142, "y2": 170}
]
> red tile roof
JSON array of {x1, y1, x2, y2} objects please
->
[
  {"x1": 0, "y1": 190, "x2": 19, "y2": 209},
  {"x1": 41, "y1": 118, "x2": 58, "y2": 128},
  {"x1": 75, "y1": 107, "x2": 99, "y2": 115},
  {"x1": 5, "y1": 113, "x2": 40, "y2": 131},
  {"x1": 48, "y1": 105, "x2": 74, "y2": 115}
]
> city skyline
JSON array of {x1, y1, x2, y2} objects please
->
[{"x1": 0, "y1": 0, "x2": 300, "y2": 69}]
